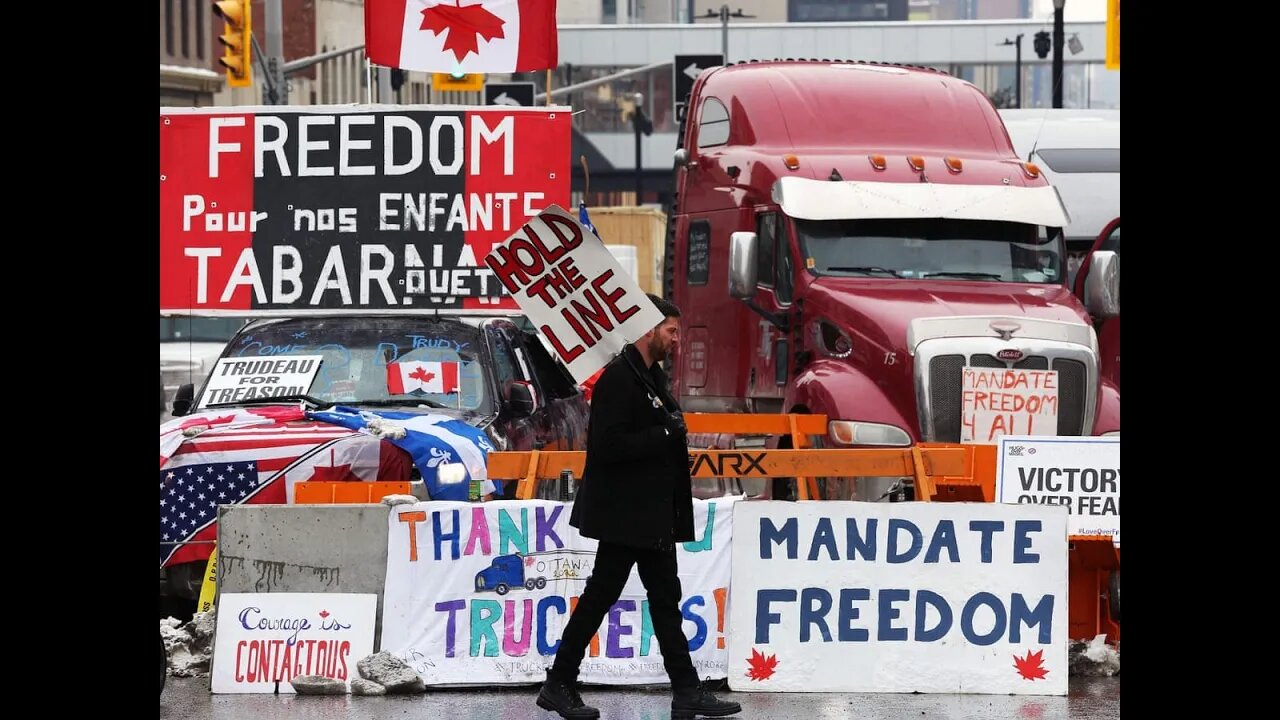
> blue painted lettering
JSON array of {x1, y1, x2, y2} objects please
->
[
  {"x1": 800, "y1": 588, "x2": 833, "y2": 642},
  {"x1": 754, "y1": 589, "x2": 796, "y2": 644},
  {"x1": 760, "y1": 517, "x2": 797, "y2": 560},
  {"x1": 887, "y1": 519, "x2": 923, "y2": 563},
  {"x1": 681, "y1": 595, "x2": 708, "y2": 652},
  {"x1": 1013, "y1": 520, "x2": 1041, "y2": 564},
  {"x1": 968, "y1": 521, "x2": 1005, "y2": 563},
  {"x1": 877, "y1": 589, "x2": 910, "y2": 641},
  {"x1": 914, "y1": 590, "x2": 953, "y2": 642},
  {"x1": 960, "y1": 592, "x2": 1006, "y2": 646},
  {"x1": 924, "y1": 520, "x2": 959, "y2": 563},
  {"x1": 807, "y1": 517, "x2": 838, "y2": 561},
  {"x1": 1009, "y1": 593, "x2": 1054, "y2": 644}
]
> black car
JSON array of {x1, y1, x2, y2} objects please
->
[
  {"x1": 162, "y1": 314, "x2": 590, "y2": 612},
  {"x1": 173, "y1": 314, "x2": 590, "y2": 482}
]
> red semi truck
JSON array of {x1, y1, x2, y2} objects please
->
[{"x1": 664, "y1": 60, "x2": 1120, "y2": 501}]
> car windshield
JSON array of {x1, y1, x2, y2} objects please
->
[
  {"x1": 205, "y1": 317, "x2": 491, "y2": 412},
  {"x1": 797, "y1": 217, "x2": 1064, "y2": 284},
  {"x1": 160, "y1": 316, "x2": 247, "y2": 343}
]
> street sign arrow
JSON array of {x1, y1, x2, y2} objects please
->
[
  {"x1": 673, "y1": 54, "x2": 723, "y2": 119},
  {"x1": 484, "y1": 82, "x2": 535, "y2": 108}
]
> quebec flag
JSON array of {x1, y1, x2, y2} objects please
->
[
  {"x1": 307, "y1": 407, "x2": 496, "y2": 501},
  {"x1": 579, "y1": 202, "x2": 601, "y2": 239}
]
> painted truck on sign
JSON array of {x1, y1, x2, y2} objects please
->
[{"x1": 474, "y1": 550, "x2": 596, "y2": 594}]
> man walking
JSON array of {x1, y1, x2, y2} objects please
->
[{"x1": 537, "y1": 294, "x2": 740, "y2": 720}]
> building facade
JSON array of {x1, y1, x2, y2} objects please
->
[{"x1": 161, "y1": 2, "x2": 1117, "y2": 201}]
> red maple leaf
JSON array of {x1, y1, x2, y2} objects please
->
[
  {"x1": 319, "y1": 610, "x2": 330, "y2": 618},
  {"x1": 409, "y1": 367, "x2": 436, "y2": 384},
  {"x1": 245, "y1": 405, "x2": 305, "y2": 424},
  {"x1": 306, "y1": 449, "x2": 358, "y2": 482},
  {"x1": 744, "y1": 648, "x2": 779, "y2": 681},
  {"x1": 178, "y1": 414, "x2": 236, "y2": 431},
  {"x1": 420, "y1": 1, "x2": 507, "y2": 64},
  {"x1": 1013, "y1": 649, "x2": 1049, "y2": 681}
]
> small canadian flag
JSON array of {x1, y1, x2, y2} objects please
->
[
  {"x1": 388, "y1": 361, "x2": 462, "y2": 395},
  {"x1": 364, "y1": 0, "x2": 559, "y2": 74}
]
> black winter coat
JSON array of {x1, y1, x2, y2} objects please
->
[{"x1": 568, "y1": 345, "x2": 695, "y2": 548}]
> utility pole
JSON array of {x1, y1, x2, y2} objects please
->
[
  {"x1": 998, "y1": 34, "x2": 1024, "y2": 109},
  {"x1": 719, "y1": 5, "x2": 729, "y2": 63},
  {"x1": 265, "y1": 0, "x2": 287, "y2": 105},
  {"x1": 697, "y1": 5, "x2": 755, "y2": 64},
  {"x1": 1052, "y1": 0, "x2": 1065, "y2": 108},
  {"x1": 632, "y1": 93, "x2": 653, "y2": 204}
]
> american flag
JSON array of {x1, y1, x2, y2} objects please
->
[
  {"x1": 159, "y1": 460, "x2": 262, "y2": 567},
  {"x1": 159, "y1": 414, "x2": 410, "y2": 569}
]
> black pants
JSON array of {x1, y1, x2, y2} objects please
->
[{"x1": 551, "y1": 541, "x2": 699, "y2": 689}]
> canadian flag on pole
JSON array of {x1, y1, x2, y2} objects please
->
[
  {"x1": 365, "y1": 0, "x2": 559, "y2": 74},
  {"x1": 388, "y1": 361, "x2": 462, "y2": 395}
]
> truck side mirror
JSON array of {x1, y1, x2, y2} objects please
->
[
  {"x1": 729, "y1": 231, "x2": 760, "y2": 299},
  {"x1": 673, "y1": 148, "x2": 695, "y2": 169},
  {"x1": 172, "y1": 383, "x2": 195, "y2": 417},
  {"x1": 508, "y1": 381, "x2": 537, "y2": 417},
  {"x1": 1084, "y1": 250, "x2": 1120, "y2": 318}
]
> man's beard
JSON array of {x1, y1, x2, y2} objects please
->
[{"x1": 649, "y1": 336, "x2": 669, "y2": 362}]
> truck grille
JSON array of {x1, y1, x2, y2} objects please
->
[{"x1": 925, "y1": 353, "x2": 1089, "y2": 441}]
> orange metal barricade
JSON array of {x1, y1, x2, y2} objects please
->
[{"x1": 294, "y1": 481, "x2": 412, "y2": 504}]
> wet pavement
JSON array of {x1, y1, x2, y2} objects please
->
[{"x1": 160, "y1": 675, "x2": 1119, "y2": 719}]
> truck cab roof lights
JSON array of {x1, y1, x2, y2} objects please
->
[
  {"x1": 908, "y1": 156, "x2": 926, "y2": 172},
  {"x1": 784, "y1": 154, "x2": 801, "y2": 170},
  {"x1": 944, "y1": 157, "x2": 964, "y2": 173},
  {"x1": 1021, "y1": 162, "x2": 1042, "y2": 179},
  {"x1": 868, "y1": 154, "x2": 887, "y2": 171}
]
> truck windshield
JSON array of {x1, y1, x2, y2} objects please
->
[
  {"x1": 207, "y1": 317, "x2": 492, "y2": 412},
  {"x1": 797, "y1": 218, "x2": 1063, "y2": 284}
]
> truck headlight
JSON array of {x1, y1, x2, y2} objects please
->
[{"x1": 829, "y1": 421, "x2": 912, "y2": 447}]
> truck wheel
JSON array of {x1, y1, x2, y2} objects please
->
[
  {"x1": 160, "y1": 631, "x2": 167, "y2": 695},
  {"x1": 1108, "y1": 570, "x2": 1120, "y2": 623},
  {"x1": 495, "y1": 583, "x2": 509, "y2": 596},
  {"x1": 525, "y1": 578, "x2": 536, "y2": 590},
  {"x1": 535, "y1": 577, "x2": 547, "y2": 589}
]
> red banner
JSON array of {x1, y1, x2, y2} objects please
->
[{"x1": 159, "y1": 106, "x2": 570, "y2": 315}]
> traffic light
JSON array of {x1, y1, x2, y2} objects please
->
[
  {"x1": 1105, "y1": 0, "x2": 1120, "y2": 70},
  {"x1": 213, "y1": 0, "x2": 253, "y2": 88},
  {"x1": 1033, "y1": 30, "x2": 1051, "y2": 60},
  {"x1": 390, "y1": 69, "x2": 407, "y2": 93},
  {"x1": 432, "y1": 71, "x2": 485, "y2": 93}
]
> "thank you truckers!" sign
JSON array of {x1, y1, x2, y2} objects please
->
[
  {"x1": 484, "y1": 205, "x2": 662, "y2": 383},
  {"x1": 160, "y1": 106, "x2": 569, "y2": 315}
]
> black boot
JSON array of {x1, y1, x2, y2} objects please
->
[
  {"x1": 671, "y1": 682, "x2": 742, "y2": 719},
  {"x1": 536, "y1": 671, "x2": 600, "y2": 720}
]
